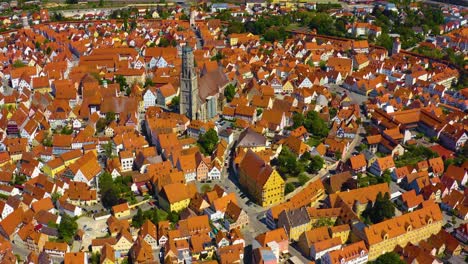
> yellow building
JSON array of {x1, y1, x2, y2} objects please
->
[
  {"x1": 239, "y1": 150, "x2": 285, "y2": 207},
  {"x1": 100, "y1": 244, "x2": 115, "y2": 264},
  {"x1": 330, "y1": 224, "x2": 351, "y2": 244},
  {"x1": 43, "y1": 158, "x2": 65, "y2": 178},
  {"x1": 282, "y1": 80, "x2": 294, "y2": 93},
  {"x1": 0, "y1": 152, "x2": 11, "y2": 168},
  {"x1": 229, "y1": 33, "x2": 259, "y2": 46},
  {"x1": 112, "y1": 203, "x2": 130, "y2": 219},
  {"x1": 60, "y1": 149, "x2": 82, "y2": 167},
  {"x1": 278, "y1": 207, "x2": 312, "y2": 241},
  {"x1": 359, "y1": 202, "x2": 443, "y2": 261},
  {"x1": 31, "y1": 76, "x2": 52, "y2": 93},
  {"x1": 158, "y1": 183, "x2": 191, "y2": 213},
  {"x1": 113, "y1": 230, "x2": 134, "y2": 254}
]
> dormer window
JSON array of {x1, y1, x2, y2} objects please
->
[{"x1": 406, "y1": 223, "x2": 412, "y2": 232}]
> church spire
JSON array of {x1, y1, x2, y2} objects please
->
[{"x1": 179, "y1": 45, "x2": 199, "y2": 120}]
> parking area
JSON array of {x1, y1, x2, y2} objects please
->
[{"x1": 76, "y1": 216, "x2": 109, "y2": 251}]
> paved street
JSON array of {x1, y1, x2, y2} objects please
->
[{"x1": 12, "y1": 243, "x2": 30, "y2": 262}]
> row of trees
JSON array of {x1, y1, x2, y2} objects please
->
[{"x1": 361, "y1": 192, "x2": 395, "y2": 224}]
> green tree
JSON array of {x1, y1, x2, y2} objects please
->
[
  {"x1": 309, "y1": 13, "x2": 335, "y2": 35},
  {"x1": 158, "y1": 37, "x2": 170, "y2": 47},
  {"x1": 356, "y1": 143, "x2": 368, "y2": 152},
  {"x1": 105, "y1": 112, "x2": 116, "y2": 124},
  {"x1": 130, "y1": 20, "x2": 137, "y2": 30},
  {"x1": 13, "y1": 174, "x2": 27, "y2": 185},
  {"x1": 168, "y1": 211, "x2": 179, "y2": 223},
  {"x1": 298, "y1": 173, "x2": 309, "y2": 186},
  {"x1": 379, "y1": 169, "x2": 392, "y2": 184},
  {"x1": 227, "y1": 21, "x2": 245, "y2": 34},
  {"x1": 362, "y1": 192, "x2": 395, "y2": 224},
  {"x1": 65, "y1": 0, "x2": 78, "y2": 4},
  {"x1": 58, "y1": 214, "x2": 78, "y2": 243},
  {"x1": 90, "y1": 252, "x2": 101, "y2": 264},
  {"x1": 171, "y1": 95, "x2": 180, "y2": 107},
  {"x1": 51, "y1": 192, "x2": 61, "y2": 204},
  {"x1": 285, "y1": 182, "x2": 295, "y2": 194},
  {"x1": 319, "y1": 60, "x2": 327, "y2": 71},
  {"x1": 277, "y1": 147, "x2": 303, "y2": 178},
  {"x1": 115, "y1": 75, "x2": 128, "y2": 92},
  {"x1": 99, "y1": 172, "x2": 120, "y2": 208},
  {"x1": 197, "y1": 129, "x2": 219, "y2": 155},
  {"x1": 312, "y1": 217, "x2": 334, "y2": 228},
  {"x1": 102, "y1": 188, "x2": 119, "y2": 209},
  {"x1": 329, "y1": 107, "x2": 338, "y2": 119},
  {"x1": 211, "y1": 52, "x2": 225, "y2": 62},
  {"x1": 292, "y1": 112, "x2": 305, "y2": 129},
  {"x1": 224, "y1": 84, "x2": 236, "y2": 102},
  {"x1": 375, "y1": 33, "x2": 393, "y2": 52},
  {"x1": 307, "y1": 155, "x2": 324, "y2": 173},
  {"x1": 300, "y1": 151, "x2": 312, "y2": 162},
  {"x1": 12, "y1": 60, "x2": 26, "y2": 68},
  {"x1": 132, "y1": 208, "x2": 145, "y2": 228},
  {"x1": 99, "y1": 172, "x2": 113, "y2": 192},
  {"x1": 373, "y1": 252, "x2": 405, "y2": 264},
  {"x1": 52, "y1": 12, "x2": 64, "y2": 21},
  {"x1": 60, "y1": 126, "x2": 73, "y2": 135},
  {"x1": 96, "y1": 118, "x2": 107, "y2": 133},
  {"x1": 303, "y1": 111, "x2": 329, "y2": 138},
  {"x1": 144, "y1": 78, "x2": 154, "y2": 88},
  {"x1": 201, "y1": 184, "x2": 212, "y2": 193},
  {"x1": 335, "y1": 151, "x2": 342, "y2": 160},
  {"x1": 180, "y1": 13, "x2": 189, "y2": 20},
  {"x1": 103, "y1": 141, "x2": 114, "y2": 158}
]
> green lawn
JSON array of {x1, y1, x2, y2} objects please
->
[{"x1": 306, "y1": 136, "x2": 322, "y2": 147}]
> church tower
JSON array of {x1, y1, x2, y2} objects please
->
[
  {"x1": 180, "y1": 45, "x2": 199, "y2": 120},
  {"x1": 391, "y1": 37, "x2": 401, "y2": 56}
]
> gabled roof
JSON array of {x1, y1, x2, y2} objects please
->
[
  {"x1": 364, "y1": 202, "x2": 443, "y2": 246},
  {"x1": 239, "y1": 149, "x2": 275, "y2": 187},
  {"x1": 255, "y1": 228, "x2": 288, "y2": 246},
  {"x1": 349, "y1": 154, "x2": 366, "y2": 170}
]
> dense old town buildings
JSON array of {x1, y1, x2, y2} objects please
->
[{"x1": 0, "y1": 1, "x2": 466, "y2": 263}]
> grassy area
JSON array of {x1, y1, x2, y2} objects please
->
[
  {"x1": 306, "y1": 136, "x2": 322, "y2": 147},
  {"x1": 357, "y1": 173, "x2": 379, "y2": 187},
  {"x1": 157, "y1": 209, "x2": 168, "y2": 221},
  {"x1": 285, "y1": 23, "x2": 305, "y2": 31}
]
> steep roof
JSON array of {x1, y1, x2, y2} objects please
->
[
  {"x1": 326, "y1": 241, "x2": 368, "y2": 264},
  {"x1": 329, "y1": 183, "x2": 390, "y2": 208},
  {"x1": 349, "y1": 154, "x2": 366, "y2": 170},
  {"x1": 239, "y1": 149, "x2": 275, "y2": 187},
  {"x1": 364, "y1": 202, "x2": 443, "y2": 246},
  {"x1": 255, "y1": 228, "x2": 289, "y2": 246}
]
